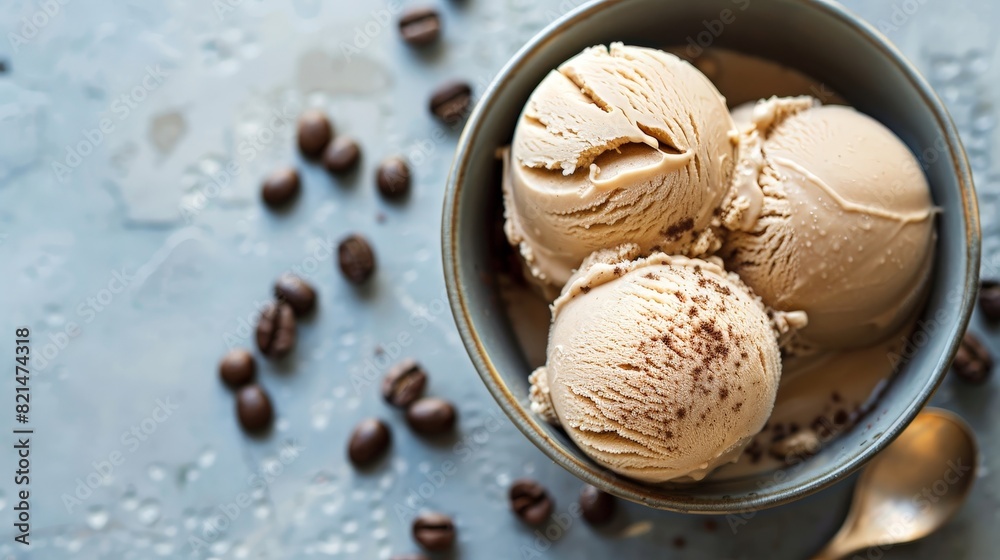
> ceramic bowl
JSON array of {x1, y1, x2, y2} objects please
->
[{"x1": 442, "y1": 0, "x2": 980, "y2": 512}]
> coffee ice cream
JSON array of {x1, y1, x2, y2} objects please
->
[
  {"x1": 529, "y1": 246, "x2": 790, "y2": 482},
  {"x1": 504, "y1": 43, "x2": 743, "y2": 293},
  {"x1": 723, "y1": 98, "x2": 937, "y2": 350}
]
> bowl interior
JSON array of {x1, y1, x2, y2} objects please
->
[{"x1": 444, "y1": 0, "x2": 979, "y2": 512}]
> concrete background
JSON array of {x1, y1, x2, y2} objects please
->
[{"x1": 0, "y1": 0, "x2": 997, "y2": 558}]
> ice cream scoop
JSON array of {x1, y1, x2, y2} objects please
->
[
  {"x1": 723, "y1": 98, "x2": 937, "y2": 351},
  {"x1": 529, "y1": 246, "x2": 786, "y2": 483},
  {"x1": 504, "y1": 43, "x2": 742, "y2": 293}
]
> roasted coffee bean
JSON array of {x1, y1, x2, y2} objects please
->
[
  {"x1": 338, "y1": 234, "x2": 376, "y2": 284},
  {"x1": 348, "y1": 418, "x2": 391, "y2": 466},
  {"x1": 376, "y1": 157, "x2": 411, "y2": 199},
  {"x1": 297, "y1": 109, "x2": 333, "y2": 158},
  {"x1": 406, "y1": 397, "x2": 456, "y2": 435},
  {"x1": 953, "y1": 331, "x2": 993, "y2": 384},
  {"x1": 236, "y1": 385, "x2": 274, "y2": 433},
  {"x1": 322, "y1": 136, "x2": 361, "y2": 174},
  {"x1": 261, "y1": 167, "x2": 300, "y2": 207},
  {"x1": 256, "y1": 301, "x2": 297, "y2": 358},
  {"x1": 382, "y1": 359, "x2": 427, "y2": 408},
  {"x1": 579, "y1": 484, "x2": 615, "y2": 525},
  {"x1": 274, "y1": 273, "x2": 317, "y2": 316},
  {"x1": 429, "y1": 81, "x2": 472, "y2": 124},
  {"x1": 979, "y1": 281, "x2": 1000, "y2": 321},
  {"x1": 509, "y1": 479, "x2": 553, "y2": 525},
  {"x1": 398, "y1": 7, "x2": 441, "y2": 46},
  {"x1": 219, "y1": 348, "x2": 256, "y2": 388},
  {"x1": 412, "y1": 512, "x2": 455, "y2": 551}
]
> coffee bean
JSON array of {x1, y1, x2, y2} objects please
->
[
  {"x1": 261, "y1": 167, "x2": 300, "y2": 207},
  {"x1": 256, "y1": 301, "x2": 296, "y2": 358},
  {"x1": 979, "y1": 281, "x2": 1000, "y2": 321},
  {"x1": 398, "y1": 7, "x2": 441, "y2": 46},
  {"x1": 348, "y1": 418, "x2": 391, "y2": 467},
  {"x1": 953, "y1": 331, "x2": 993, "y2": 384},
  {"x1": 297, "y1": 109, "x2": 333, "y2": 158},
  {"x1": 412, "y1": 512, "x2": 455, "y2": 551},
  {"x1": 338, "y1": 234, "x2": 376, "y2": 284},
  {"x1": 323, "y1": 136, "x2": 361, "y2": 174},
  {"x1": 390, "y1": 555, "x2": 429, "y2": 560},
  {"x1": 219, "y1": 348, "x2": 256, "y2": 388},
  {"x1": 406, "y1": 397, "x2": 456, "y2": 435},
  {"x1": 376, "y1": 157, "x2": 411, "y2": 199},
  {"x1": 382, "y1": 359, "x2": 428, "y2": 408},
  {"x1": 274, "y1": 273, "x2": 317, "y2": 316},
  {"x1": 509, "y1": 479, "x2": 553, "y2": 525},
  {"x1": 579, "y1": 484, "x2": 615, "y2": 525},
  {"x1": 236, "y1": 385, "x2": 274, "y2": 433},
  {"x1": 429, "y1": 81, "x2": 472, "y2": 124}
]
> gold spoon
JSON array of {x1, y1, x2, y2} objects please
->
[{"x1": 811, "y1": 408, "x2": 979, "y2": 560}]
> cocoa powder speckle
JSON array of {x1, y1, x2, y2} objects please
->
[{"x1": 662, "y1": 218, "x2": 695, "y2": 240}]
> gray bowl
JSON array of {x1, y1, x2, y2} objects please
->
[{"x1": 442, "y1": 0, "x2": 980, "y2": 513}]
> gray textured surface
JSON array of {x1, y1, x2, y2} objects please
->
[{"x1": 0, "y1": 0, "x2": 997, "y2": 558}]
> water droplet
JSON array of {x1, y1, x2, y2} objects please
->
[
  {"x1": 254, "y1": 503, "x2": 271, "y2": 519},
  {"x1": 148, "y1": 463, "x2": 166, "y2": 482},
  {"x1": 343, "y1": 520, "x2": 359, "y2": 534},
  {"x1": 137, "y1": 499, "x2": 161, "y2": 525},
  {"x1": 121, "y1": 486, "x2": 139, "y2": 511},
  {"x1": 322, "y1": 495, "x2": 344, "y2": 515},
  {"x1": 183, "y1": 508, "x2": 198, "y2": 530},
  {"x1": 371, "y1": 507, "x2": 386, "y2": 522},
  {"x1": 86, "y1": 506, "x2": 109, "y2": 530},
  {"x1": 344, "y1": 540, "x2": 360, "y2": 554},
  {"x1": 210, "y1": 539, "x2": 230, "y2": 555},
  {"x1": 198, "y1": 448, "x2": 217, "y2": 469},
  {"x1": 153, "y1": 540, "x2": 174, "y2": 556},
  {"x1": 65, "y1": 537, "x2": 83, "y2": 553},
  {"x1": 378, "y1": 473, "x2": 394, "y2": 490},
  {"x1": 317, "y1": 530, "x2": 342, "y2": 555},
  {"x1": 965, "y1": 50, "x2": 989, "y2": 74}
]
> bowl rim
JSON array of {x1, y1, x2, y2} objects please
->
[{"x1": 441, "y1": 0, "x2": 981, "y2": 512}]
